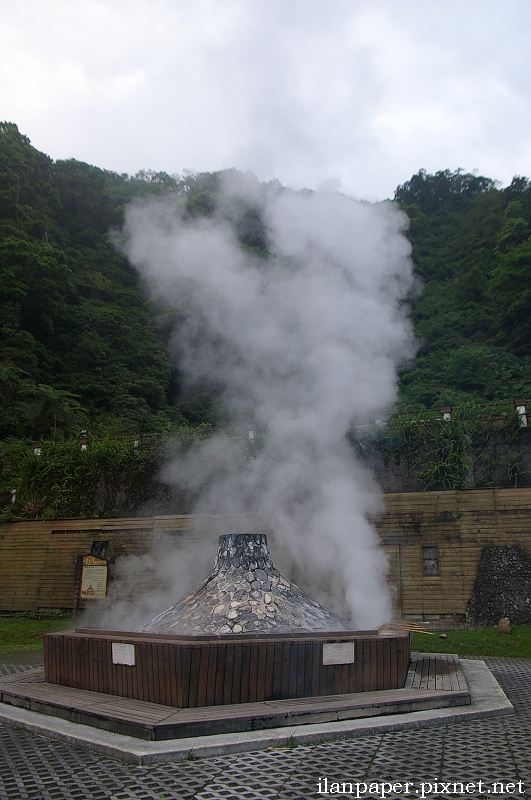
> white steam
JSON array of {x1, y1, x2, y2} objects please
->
[{"x1": 122, "y1": 178, "x2": 415, "y2": 628}]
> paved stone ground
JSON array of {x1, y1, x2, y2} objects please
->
[{"x1": 0, "y1": 656, "x2": 529, "y2": 800}]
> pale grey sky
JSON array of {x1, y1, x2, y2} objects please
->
[{"x1": 1, "y1": 0, "x2": 530, "y2": 199}]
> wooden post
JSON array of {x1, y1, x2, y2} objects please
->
[{"x1": 73, "y1": 554, "x2": 83, "y2": 626}]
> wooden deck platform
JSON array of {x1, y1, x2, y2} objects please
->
[
  {"x1": 405, "y1": 652, "x2": 468, "y2": 692},
  {"x1": 44, "y1": 628, "x2": 411, "y2": 707},
  {"x1": 0, "y1": 653, "x2": 470, "y2": 741}
]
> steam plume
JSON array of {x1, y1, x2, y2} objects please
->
[{"x1": 122, "y1": 177, "x2": 415, "y2": 628}]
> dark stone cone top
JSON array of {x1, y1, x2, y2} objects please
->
[{"x1": 138, "y1": 533, "x2": 349, "y2": 635}]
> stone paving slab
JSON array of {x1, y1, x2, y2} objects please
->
[
  {"x1": 0, "y1": 660, "x2": 512, "y2": 765},
  {"x1": 1, "y1": 656, "x2": 529, "y2": 800}
]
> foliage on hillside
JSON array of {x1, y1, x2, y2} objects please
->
[
  {"x1": 0, "y1": 427, "x2": 210, "y2": 520},
  {"x1": 0, "y1": 122, "x2": 194, "y2": 440},
  {"x1": 0, "y1": 123, "x2": 274, "y2": 441},
  {"x1": 353, "y1": 402, "x2": 530, "y2": 492},
  {"x1": 395, "y1": 169, "x2": 531, "y2": 409},
  {"x1": 2, "y1": 123, "x2": 531, "y2": 515}
]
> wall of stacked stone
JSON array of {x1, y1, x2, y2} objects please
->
[{"x1": 466, "y1": 545, "x2": 531, "y2": 627}]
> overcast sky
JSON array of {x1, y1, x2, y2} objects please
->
[{"x1": 1, "y1": 0, "x2": 530, "y2": 200}]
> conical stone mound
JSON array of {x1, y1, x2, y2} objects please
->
[{"x1": 138, "y1": 533, "x2": 349, "y2": 635}]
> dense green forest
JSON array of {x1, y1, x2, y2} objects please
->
[
  {"x1": 395, "y1": 169, "x2": 531, "y2": 409},
  {"x1": 0, "y1": 122, "x2": 274, "y2": 441},
  {"x1": 1, "y1": 122, "x2": 531, "y2": 515},
  {"x1": 2, "y1": 121, "x2": 531, "y2": 441},
  {"x1": 0, "y1": 122, "x2": 182, "y2": 440}
]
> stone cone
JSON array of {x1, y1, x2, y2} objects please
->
[{"x1": 137, "y1": 533, "x2": 349, "y2": 635}]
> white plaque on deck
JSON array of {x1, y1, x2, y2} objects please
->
[
  {"x1": 322, "y1": 642, "x2": 355, "y2": 665},
  {"x1": 112, "y1": 642, "x2": 136, "y2": 666}
]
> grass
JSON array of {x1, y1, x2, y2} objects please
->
[
  {"x1": 0, "y1": 612, "x2": 72, "y2": 654},
  {"x1": 412, "y1": 626, "x2": 531, "y2": 659},
  {"x1": 2, "y1": 615, "x2": 531, "y2": 660}
]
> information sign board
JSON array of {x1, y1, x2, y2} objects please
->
[
  {"x1": 112, "y1": 642, "x2": 136, "y2": 666},
  {"x1": 322, "y1": 641, "x2": 355, "y2": 665},
  {"x1": 80, "y1": 554, "x2": 108, "y2": 599}
]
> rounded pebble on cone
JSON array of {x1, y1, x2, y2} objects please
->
[{"x1": 137, "y1": 533, "x2": 349, "y2": 635}]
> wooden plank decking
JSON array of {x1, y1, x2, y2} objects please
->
[
  {"x1": 405, "y1": 653, "x2": 468, "y2": 692},
  {"x1": 0, "y1": 653, "x2": 470, "y2": 741}
]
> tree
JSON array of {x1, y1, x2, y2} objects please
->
[
  {"x1": 20, "y1": 385, "x2": 85, "y2": 440},
  {"x1": 489, "y1": 236, "x2": 531, "y2": 355},
  {"x1": 395, "y1": 168, "x2": 497, "y2": 215},
  {"x1": 0, "y1": 361, "x2": 34, "y2": 438}
]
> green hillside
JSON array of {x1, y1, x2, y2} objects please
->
[
  {"x1": 395, "y1": 169, "x2": 531, "y2": 410},
  {"x1": 1, "y1": 123, "x2": 531, "y2": 445},
  {"x1": 0, "y1": 122, "x2": 187, "y2": 439}
]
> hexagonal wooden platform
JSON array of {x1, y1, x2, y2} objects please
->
[{"x1": 0, "y1": 653, "x2": 469, "y2": 741}]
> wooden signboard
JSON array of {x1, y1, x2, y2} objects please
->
[{"x1": 80, "y1": 554, "x2": 108, "y2": 599}]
